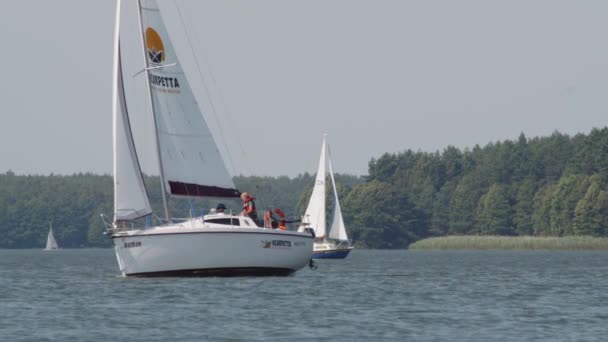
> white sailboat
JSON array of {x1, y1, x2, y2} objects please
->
[
  {"x1": 299, "y1": 136, "x2": 353, "y2": 259},
  {"x1": 108, "y1": 0, "x2": 314, "y2": 276},
  {"x1": 45, "y1": 223, "x2": 59, "y2": 250}
]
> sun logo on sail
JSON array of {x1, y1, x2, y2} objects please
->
[{"x1": 145, "y1": 28, "x2": 165, "y2": 64}]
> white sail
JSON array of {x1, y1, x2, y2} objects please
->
[
  {"x1": 302, "y1": 136, "x2": 327, "y2": 237},
  {"x1": 45, "y1": 224, "x2": 59, "y2": 250},
  {"x1": 327, "y1": 147, "x2": 348, "y2": 241},
  {"x1": 113, "y1": 0, "x2": 153, "y2": 222},
  {"x1": 139, "y1": 0, "x2": 239, "y2": 198}
]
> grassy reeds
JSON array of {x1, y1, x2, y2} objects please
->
[{"x1": 408, "y1": 235, "x2": 608, "y2": 250}]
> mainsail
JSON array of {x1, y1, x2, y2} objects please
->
[
  {"x1": 302, "y1": 137, "x2": 327, "y2": 237},
  {"x1": 139, "y1": 0, "x2": 239, "y2": 198},
  {"x1": 113, "y1": 0, "x2": 153, "y2": 222}
]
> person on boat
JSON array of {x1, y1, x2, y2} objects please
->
[
  {"x1": 215, "y1": 203, "x2": 227, "y2": 215},
  {"x1": 240, "y1": 192, "x2": 258, "y2": 220}
]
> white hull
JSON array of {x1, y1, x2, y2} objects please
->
[
  {"x1": 112, "y1": 217, "x2": 314, "y2": 276},
  {"x1": 312, "y1": 239, "x2": 353, "y2": 259},
  {"x1": 313, "y1": 240, "x2": 352, "y2": 252}
]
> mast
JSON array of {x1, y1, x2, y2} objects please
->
[{"x1": 136, "y1": 0, "x2": 171, "y2": 222}]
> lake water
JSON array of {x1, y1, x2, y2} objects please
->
[{"x1": 1, "y1": 249, "x2": 607, "y2": 341}]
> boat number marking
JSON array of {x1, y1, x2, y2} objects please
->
[{"x1": 124, "y1": 241, "x2": 142, "y2": 248}]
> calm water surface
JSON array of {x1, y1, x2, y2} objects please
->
[{"x1": 1, "y1": 249, "x2": 607, "y2": 341}]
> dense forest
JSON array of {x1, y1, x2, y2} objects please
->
[{"x1": 1, "y1": 127, "x2": 607, "y2": 249}]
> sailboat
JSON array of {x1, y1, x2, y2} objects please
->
[
  {"x1": 107, "y1": 0, "x2": 314, "y2": 277},
  {"x1": 299, "y1": 136, "x2": 353, "y2": 259},
  {"x1": 45, "y1": 223, "x2": 59, "y2": 250}
]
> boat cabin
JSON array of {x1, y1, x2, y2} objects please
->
[{"x1": 203, "y1": 213, "x2": 259, "y2": 228}]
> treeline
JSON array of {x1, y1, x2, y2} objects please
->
[
  {"x1": 2, "y1": 127, "x2": 607, "y2": 249},
  {"x1": 0, "y1": 172, "x2": 362, "y2": 248},
  {"x1": 339, "y1": 128, "x2": 608, "y2": 248}
]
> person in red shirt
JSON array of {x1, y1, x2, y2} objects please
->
[{"x1": 240, "y1": 192, "x2": 258, "y2": 220}]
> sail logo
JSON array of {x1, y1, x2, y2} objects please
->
[
  {"x1": 150, "y1": 74, "x2": 180, "y2": 89},
  {"x1": 145, "y1": 27, "x2": 181, "y2": 92},
  {"x1": 146, "y1": 28, "x2": 165, "y2": 64}
]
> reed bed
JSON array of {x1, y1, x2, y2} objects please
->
[{"x1": 408, "y1": 235, "x2": 608, "y2": 250}]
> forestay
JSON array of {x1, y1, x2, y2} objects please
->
[
  {"x1": 139, "y1": 0, "x2": 239, "y2": 198},
  {"x1": 113, "y1": 0, "x2": 152, "y2": 222}
]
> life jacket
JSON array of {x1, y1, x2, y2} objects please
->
[
  {"x1": 242, "y1": 196, "x2": 257, "y2": 219},
  {"x1": 264, "y1": 208, "x2": 287, "y2": 230}
]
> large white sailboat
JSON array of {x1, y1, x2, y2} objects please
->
[
  {"x1": 108, "y1": 0, "x2": 314, "y2": 276},
  {"x1": 45, "y1": 223, "x2": 59, "y2": 250},
  {"x1": 299, "y1": 136, "x2": 353, "y2": 259}
]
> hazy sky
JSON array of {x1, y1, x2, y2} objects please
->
[{"x1": 1, "y1": 0, "x2": 606, "y2": 177}]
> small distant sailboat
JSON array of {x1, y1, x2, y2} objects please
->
[
  {"x1": 45, "y1": 223, "x2": 59, "y2": 250},
  {"x1": 300, "y1": 135, "x2": 353, "y2": 259}
]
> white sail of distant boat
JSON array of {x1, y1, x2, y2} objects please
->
[
  {"x1": 45, "y1": 223, "x2": 59, "y2": 250},
  {"x1": 300, "y1": 135, "x2": 353, "y2": 259},
  {"x1": 327, "y1": 150, "x2": 349, "y2": 241},
  {"x1": 302, "y1": 136, "x2": 327, "y2": 238},
  {"x1": 105, "y1": 0, "x2": 314, "y2": 277}
]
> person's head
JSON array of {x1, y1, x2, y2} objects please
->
[
  {"x1": 216, "y1": 203, "x2": 226, "y2": 213},
  {"x1": 240, "y1": 192, "x2": 249, "y2": 200}
]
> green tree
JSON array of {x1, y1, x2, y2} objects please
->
[
  {"x1": 512, "y1": 178, "x2": 537, "y2": 235},
  {"x1": 532, "y1": 183, "x2": 556, "y2": 236},
  {"x1": 476, "y1": 184, "x2": 513, "y2": 235},
  {"x1": 573, "y1": 176, "x2": 608, "y2": 236},
  {"x1": 549, "y1": 174, "x2": 590, "y2": 236},
  {"x1": 343, "y1": 180, "x2": 426, "y2": 248},
  {"x1": 448, "y1": 174, "x2": 483, "y2": 234}
]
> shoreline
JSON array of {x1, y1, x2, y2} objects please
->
[{"x1": 409, "y1": 236, "x2": 608, "y2": 250}]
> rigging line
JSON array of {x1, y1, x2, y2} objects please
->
[
  {"x1": 175, "y1": 0, "x2": 255, "y2": 177},
  {"x1": 173, "y1": 1, "x2": 240, "y2": 177}
]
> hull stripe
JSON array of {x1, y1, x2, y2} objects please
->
[
  {"x1": 312, "y1": 249, "x2": 352, "y2": 259},
  {"x1": 111, "y1": 230, "x2": 314, "y2": 239},
  {"x1": 127, "y1": 267, "x2": 295, "y2": 277}
]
